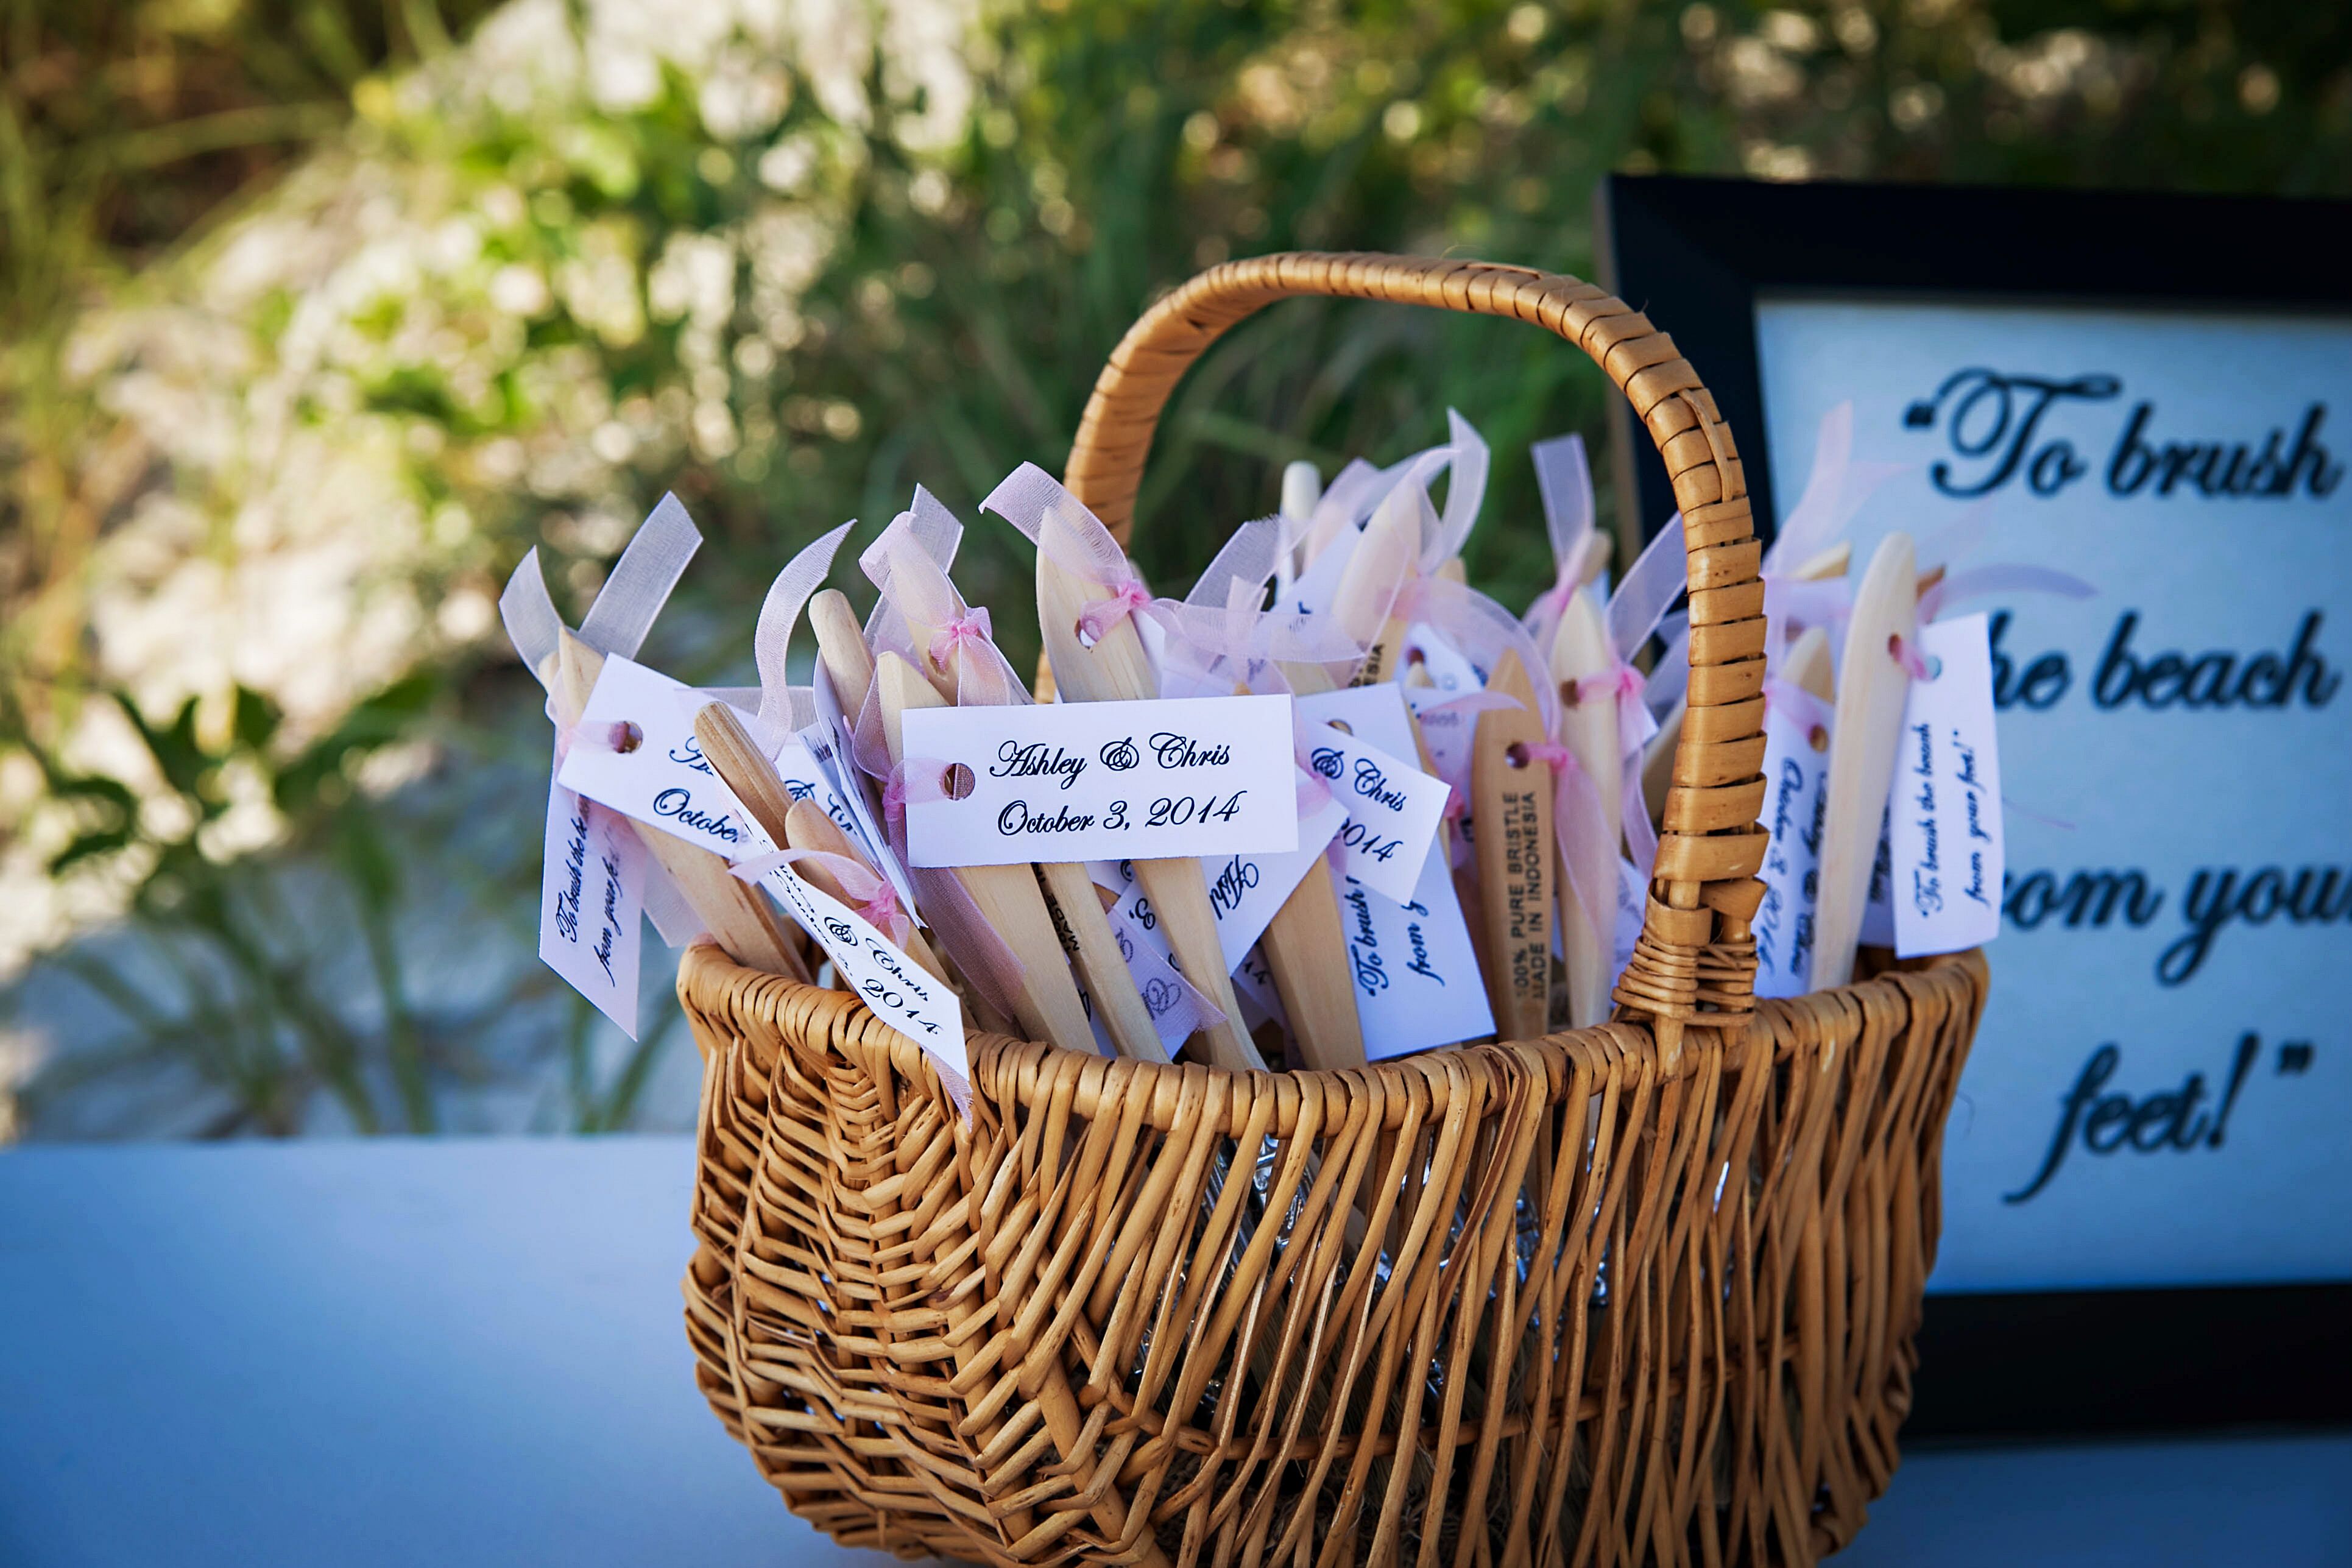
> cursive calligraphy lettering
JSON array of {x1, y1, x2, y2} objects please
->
[
  {"x1": 995, "y1": 799, "x2": 1098, "y2": 837},
  {"x1": 1150, "y1": 732, "x2": 1231, "y2": 769},
  {"x1": 2004, "y1": 1033, "x2": 2263, "y2": 1203},
  {"x1": 989, "y1": 741, "x2": 1086, "y2": 789},
  {"x1": 652, "y1": 787, "x2": 742, "y2": 843},
  {"x1": 1351, "y1": 756, "x2": 1410, "y2": 813},
  {"x1": 1206, "y1": 853, "x2": 1260, "y2": 917}
]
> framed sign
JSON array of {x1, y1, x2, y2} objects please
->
[{"x1": 1602, "y1": 174, "x2": 2352, "y2": 1437}]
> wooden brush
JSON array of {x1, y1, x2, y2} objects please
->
[
  {"x1": 1280, "y1": 461, "x2": 1323, "y2": 526},
  {"x1": 807, "y1": 588, "x2": 874, "y2": 719},
  {"x1": 691, "y1": 700, "x2": 799, "y2": 849},
  {"x1": 1548, "y1": 587, "x2": 1619, "y2": 1028},
  {"x1": 1337, "y1": 483, "x2": 1421, "y2": 686},
  {"x1": 553, "y1": 630, "x2": 810, "y2": 981},
  {"x1": 1036, "y1": 563, "x2": 1265, "y2": 1072},
  {"x1": 873, "y1": 652, "x2": 1098, "y2": 1053},
  {"x1": 1470, "y1": 648, "x2": 1556, "y2": 1040},
  {"x1": 1248, "y1": 663, "x2": 1365, "y2": 1072},
  {"x1": 1809, "y1": 531, "x2": 1917, "y2": 992},
  {"x1": 690, "y1": 698, "x2": 959, "y2": 994},
  {"x1": 1037, "y1": 860, "x2": 1171, "y2": 1062},
  {"x1": 808, "y1": 593, "x2": 1017, "y2": 1038}
]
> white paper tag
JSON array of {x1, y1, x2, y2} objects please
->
[
  {"x1": 1297, "y1": 715, "x2": 1450, "y2": 903},
  {"x1": 556, "y1": 655, "x2": 757, "y2": 859},
  {"x1": 807, "y1": 665, "x2": 917, "y2": 914},
  {"x1": 767, "y1": 734, "x2": 863, "y2": 842},
  {"x1": 1401, "y1": 683, "x2": 1474, "y2": 799},
  {"x1": 539, "y1": 781, "x2": 645, "y2": 1037},
  {"x1": 777, "y1": 722, "x2": 900, "y2": 902},
  {"x1": 1338, "y1": 861, "x2": 1492, "y2": 1061},
  {"x1": 758, "y1": 860, "x2": 967, "y2": 1081},
  {"x1": 1753, "y1": 702, "x2": 1831, "y2": 998},
  {"x1": 1082, "y1": 860, "x2": 1221, "y2": 1054},
  {"x1": 1404, "y1": 623, "x2": 1485, "y2": 691},
  {"x1": 900, "y1": 694, "x2": 1299, "y2": 867},
  {"x1": 1291, "y1": 686, "x2": 1491, "y2": 1059},
  {"x1": 1201, "y1": 799, "x2": 1349, "y2": 972},
  {"x1": 1890, "y1": 612, "x2": 2005, "y2": 957}
]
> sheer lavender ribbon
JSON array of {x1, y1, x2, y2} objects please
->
[
  {"x1": 1757, "y1": 402, "x2": 1907, "y2": 668},
  {"x1": 1403, "y1": 688, "x2": 1520, "y2": 849},
  {"x1": 1524, "y1": 433, "x2": 1611, "y2": 652},
  {"x1": 1889, "y1": 635, "x2": 1935, "y2": 682},
  {"x1": 1157, "y1": 515, "x2": 1366, "y2": 696},
  {"x1": 1397, "y1": 575, "x2": 1558, "y2": 738},
  {"x1": 1522, "y1": 741, "x2": 1619, "y2": 960},
  {"x1": 1905, "y1": 503, "x2": 2095, "y2": 625},
  {"x1": 1416, "y1": 409, "x2": 1491, "y2": 573},
  {"x1": 1595, "y1": 513, "x2": 1689, "y2": 877},
  {"x1": 1924, "y1": 563, "x2": 2096, "y2": 618},
  {"x1": 1761, "y1": 675, "x2": 1836, "y2": 743},
  {"x1": 864, "y1": 497, "x2": 1029, "y2": 708},
  {"x1": 500, "y1": 492, "x2": 705, "y2": 946},
  {"x1": 981, "y1": 463, "x2": 1156, "y2": 645},
  {"x1": 1644, "y1": 608, "x2": 1690, "y2": 722},
  {"x1": 928, "y1": 609, "x2": 995, "y2": 680},
  {"x1": 859, "y1": 484, "x2": 964, "y2": 648},
  {"x1": 747, "y1": 518, "x2": 855, "y2": 750},
  {"x1": 1294, "y1": 409, "x2": 1488, "y2": 577},
  {"x1": 1298, "y1": 457, "x2": 1388, "y2": 568},
  {"x1": 729, "y1": 847, "x2": 915, "y2": 948}
]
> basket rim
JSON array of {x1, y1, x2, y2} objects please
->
[{"x1": 678, "y1": 941, "x2": 1986, "y2": 1137}]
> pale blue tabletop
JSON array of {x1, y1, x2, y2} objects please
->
[{"x1": 2, "y1": 1139, "x2": 2345, "y2": 1567}]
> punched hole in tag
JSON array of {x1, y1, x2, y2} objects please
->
[
  {"x1": 940, "y1": 762, "x2": 975, "y2": 800},
  {"x1": 1888, "y1": 633, "x2": 1944, "y2": 681},
  {"x1": 610, "y1": 720, "x2": 644, "y2": 754}
]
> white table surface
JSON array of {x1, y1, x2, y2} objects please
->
[{"x1": 3, "y1": 1138, "x2": 2345, "y2": 1567}]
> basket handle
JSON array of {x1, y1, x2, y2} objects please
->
[{"x1": 1061, "y1": 252, "x2": 1767, "y2": 1065}]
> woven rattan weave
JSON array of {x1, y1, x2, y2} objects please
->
[{"x1": 676, "y1": 252, "x2": 1989, "y2": 1568}]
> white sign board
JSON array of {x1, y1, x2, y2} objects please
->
[{"x1": 1755, "y1": 299, "x2": 2350, "y2": 1292}]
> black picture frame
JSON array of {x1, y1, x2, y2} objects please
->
[{"x1": 1598, "y1": 172, "x2": 2352, "y2": 1441}]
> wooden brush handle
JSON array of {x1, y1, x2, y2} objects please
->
[{"x1": 1061, "y1": 253, "x2": 1768, "y2": 1066}]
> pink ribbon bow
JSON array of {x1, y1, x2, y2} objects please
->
[
  {"x1": 926, "y1": 607, "x2": 995, "y2": 677},
  {"x1": 1076, "y1": 579, "x2": 1151, "y2": 645}
]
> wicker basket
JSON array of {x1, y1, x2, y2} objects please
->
[{"x1": 675, "y1": 253, "x2": 1988, "y2": 1568}]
